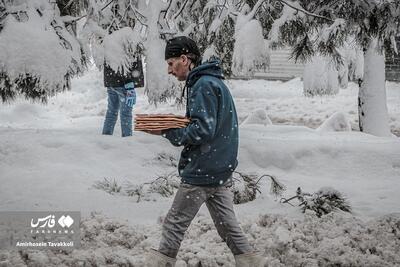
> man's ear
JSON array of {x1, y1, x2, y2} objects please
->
[{"x1": 181, "y1": 54, "x2": 189, "y2": 65}]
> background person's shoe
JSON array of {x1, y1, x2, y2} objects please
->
[
  {"x1": 234, "y1": 252, "x2": 267, "y2": 267},
  {"x1": 144, "y1": 249, "x2": 177, "y2": 267}
]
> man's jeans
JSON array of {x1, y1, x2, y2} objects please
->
[
  {"x1": 102, "y1": 87, "x2": 133, "y2": 137},
  {"x1": 158, "y1": 181, "x2": 253, "y2": 258}
]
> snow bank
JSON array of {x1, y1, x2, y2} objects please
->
[{"x1": 1, "y1": 212, "x2": 399, "y2": 266}]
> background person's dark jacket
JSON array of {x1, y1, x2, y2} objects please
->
[
  {"x1": 103, "y1": 58, "x2": 144, "y2": 88},
  {"x1": 164, "y1": 59, "x2": 239, "y2": 186}
]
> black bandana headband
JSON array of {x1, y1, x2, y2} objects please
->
[{"x1": 165, "y1": 36, "x2": 201, "y2": 61}]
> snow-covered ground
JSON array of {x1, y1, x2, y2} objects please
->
[{"x1": 1, "y1": 67, "x2": 400, "y2": 266}]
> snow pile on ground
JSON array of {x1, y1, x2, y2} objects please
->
[
  {"x1": 228, "y1": 78, "x2": 400, "y2": 136},
  {"x1": 241, "y1": 109, "x2": 272, "y2": 126},
  {"x1": 1, "y1": 212, "x2": 399, "y2": 266},
  {"x1": 317, "y1": 111, "x2": 351, "y2": 132}
]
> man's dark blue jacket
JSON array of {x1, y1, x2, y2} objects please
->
[{"x1": 164, "y1": 59, "x2": 239, "y2": 186}]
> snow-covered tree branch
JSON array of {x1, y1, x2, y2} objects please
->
[
  {"x1": 1, "y1": 0, "x2": 399, "y2": 137},
  {"x1": 0, "y1": 0, "x2": 87, "y2": 102}
]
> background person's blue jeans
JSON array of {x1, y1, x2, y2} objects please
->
[{"x1": 102, "y1": 87, "x2": 133, "y2": 137}]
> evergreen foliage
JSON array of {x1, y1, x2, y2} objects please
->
[
  {"x1": 299, "y1": 187, "x2": 352, "y2": 217},
  {"x1": 214, "y1": 16, "x2": 236, "y2": 77},
  {"x1": 282, "y1": 187, "x2": 352, "y2": 217},
  {"x1": 1, "y1": 0, "x2": 399, "y2": 106},
  {"x1": 271, "y1": 0, "x2": 400, "y2": 63}
]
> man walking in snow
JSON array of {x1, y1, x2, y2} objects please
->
[{"x1": 144, "y1": 36, "x2": 266, "y2": 267}]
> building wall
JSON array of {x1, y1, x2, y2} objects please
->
[
  {"x1": 253, "y1": 47, "x2": 304, "y2": 81},
  {"x1": 254, "y1": 45, "x2": 399, "y2": 82}
]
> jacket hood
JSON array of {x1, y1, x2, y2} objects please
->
[{"x1": 186, "y1": 59, "x2": 224, "y2": 87}]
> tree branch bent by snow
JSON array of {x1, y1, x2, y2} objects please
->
[
  {"x1": 232, "y1": 171, "x2": 286, "y2": 204},
  {"x1": 0, "y1": 0, "x2": 87, "y2": 103}
]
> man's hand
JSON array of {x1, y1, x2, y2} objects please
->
[{"x1": 125, "y1": 82, "x2": 136, "y2": 107}]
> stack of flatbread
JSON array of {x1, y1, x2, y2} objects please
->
[{"x1": 135, "y1": 114, "x2": 190, "y2": 131}]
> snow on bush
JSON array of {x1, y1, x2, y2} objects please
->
[
  {"x1": 94, "y1": 170, "x2": 285, "y2": 205},
  {"x1": 336, "y1": 41, "x2": 364, "y2": 89},
  {"x1": 151, "y1": 152, "x2": 178, "y2": 168},
  {"x1": 232, "y1": 172, "x2": 286, "y2": 204},
  {"x1": 317, "y1": 111, "x2": 352, "y2": 132},
  {"x1": 1, "y1": 212, "x2": 399, "y2": 266},
  {"x1": 298, "y1": 187, "x2": 352, "y2": 217},
  {"x1": 80, "y1": 20, "x2": 107, "y2": 70},
  {"x1": 202, "y1": 45, "x2": 217, "y2": 62},
  {"x1": 269, "y1": 4, "x2": 298, "y2": 44},
  {"x1": 145, "y1": 33, "x2": 181, "y2": 104},
  {"x1": 232, "y1": 18, "x2": 269, "y2": 77},
  {"x1": 146, "y1": 172, "x2": 180, "y2": 198},
  {"x1": 232, "y1": 172, "x2": 260, "y2": 204},
  {"x1": 303, "y1": 55, "x2": 339, "y2": 97},
  {"x1": 282, "y1": 187, "x2": 351, "y2": 218},
  {"x1": 93, "y1": 172, "x2": 181, "y2": 202},
  {"x1": 93, "y1": 178, "x2": 122, "y2": 194}
]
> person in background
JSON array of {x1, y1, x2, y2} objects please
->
[
  {"x1": 143, "y1": 36, "x2": 267, "y2": 267},
  {"x1": 102, "y1": 59, "x2": 142, "y2": 137}
]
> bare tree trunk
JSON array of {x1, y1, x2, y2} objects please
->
[{"x1": 358, "y1": 38, "x2": 391, "y2": 137}]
